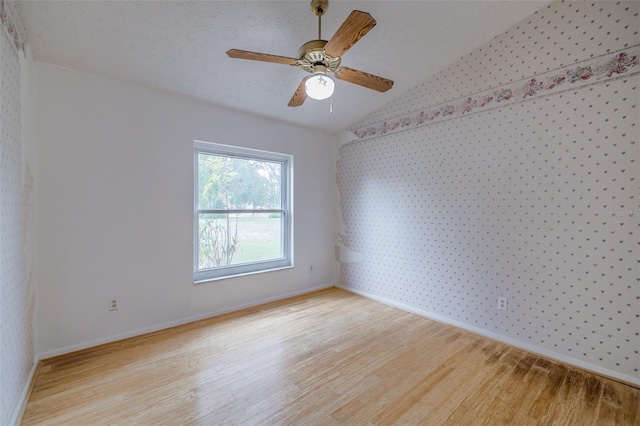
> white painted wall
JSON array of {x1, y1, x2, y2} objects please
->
[{"x1": 35, "y1": 62, "x2": 337, "y2": 356}]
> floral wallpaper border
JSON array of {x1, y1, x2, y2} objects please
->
[
  {"x1": 350, "y1": 47, "x2": 639, "y2": 141},
  {"x1": 0, "y1": 0, "x2": 24, "y2": 53}
]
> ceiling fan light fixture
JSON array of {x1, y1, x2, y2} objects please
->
[{"x1": 305, "y1": 70, "x2": 335, "y2": 100}]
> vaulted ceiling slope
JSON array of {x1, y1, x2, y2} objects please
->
[{"x1": 18, "y1": 1, "x2": 549, "y2": 134}]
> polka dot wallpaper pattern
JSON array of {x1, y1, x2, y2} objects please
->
[
  {"x1": 337, "y1": 0, "x2": 639, "y2": 384},
  {"x1": 0, "y1": 1, "x2": 33, "y2": 423}
]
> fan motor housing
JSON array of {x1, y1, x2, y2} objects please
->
[{"x1": 298, "y1": 40, "x2": 341, "y2": 73}]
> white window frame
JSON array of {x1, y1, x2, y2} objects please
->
[{"x1": 194, "y1": 140, "x2": 293, "y2": 282}]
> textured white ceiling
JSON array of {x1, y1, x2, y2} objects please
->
[{"x1": 18, "y1": 0, "x2": 549, "y2": 134}]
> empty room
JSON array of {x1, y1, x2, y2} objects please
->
[{"x1": 1, "y1": 0, "x2": 638, "y2": 424}]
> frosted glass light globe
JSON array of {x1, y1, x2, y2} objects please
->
[{"x1": 305, "y1": 74, "x2": 335, "y2": 100}]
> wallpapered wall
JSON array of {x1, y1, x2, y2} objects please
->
[
  {"x1": 0, "y1": 0, "x2": 35, "y2": 423},
  {"x1": 338, "y1": 0, "x2": 639, "y2": 384}
]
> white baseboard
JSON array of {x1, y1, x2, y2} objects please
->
[
  {"x1": 9, "y1": 353, "x2": 41, "y2": 426},
  {"x1": 338, "y1": 285, "x2": 640, "y2": 388},
  {"x1": 39, "y1": 283, "x2": 335, "y2": 360}
]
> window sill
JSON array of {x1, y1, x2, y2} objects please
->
[{"x1": 193, "y1": 265, "x2": 294, "y2": 284}]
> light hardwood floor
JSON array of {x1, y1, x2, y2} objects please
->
[{"x1": 21, "y1": 288, "x2": 639, "y2": 425}]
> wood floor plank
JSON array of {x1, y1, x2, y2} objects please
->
[
  {"x1": 330, "y1": 329, "x2": 467, "y2": 423},
  {"x1": 442, "y1": 347, "x2": 522, "y2": 425},
  {"x1": 389, "y1": 339, "x2": 495, "y2": 424},
  {"x1": 20, "y1": 288, "x2": 640, "y2": 425}
]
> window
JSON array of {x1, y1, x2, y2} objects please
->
[{"x1": 194, "y1": 141, "x2": 293, "y2": 282}]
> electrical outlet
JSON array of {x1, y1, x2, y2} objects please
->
[
  {"x1": 498, "y1": 297, "x2": 507, "y2": 311},
  {"x1": 309, "y1": 265, "x2": 314, "y2": 273},
  {"x1": 109, "y1": 297, "x2": 119, "y2": 311}
]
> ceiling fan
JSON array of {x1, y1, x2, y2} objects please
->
[{"x1": 226, "y1": 0, "x2": 394, "y2": 107}]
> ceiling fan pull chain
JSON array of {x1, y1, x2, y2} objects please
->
[{"x1": 330, "y1": 97, "x2": 333, "y2": 114}]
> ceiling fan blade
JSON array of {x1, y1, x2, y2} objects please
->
[
  {"x1": 334, "y1": 67, "x2": 393, "y2": 92},
  {"x1": 288, "y1": 77, "x2": 310, "y2": 107},
  {"x1": 324, "y1": 10, "x2": 376, "y2": 58},
  {"x1": 226, "y1": 49, "x2": 298, "y2": 66}
]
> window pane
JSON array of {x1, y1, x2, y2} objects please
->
[
  {"x1": 197, "y1": 153, "x2": 282, "y2": 210},
  {"x1": 198, "y1": 212, "x2": 283, "y2": 271}
]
